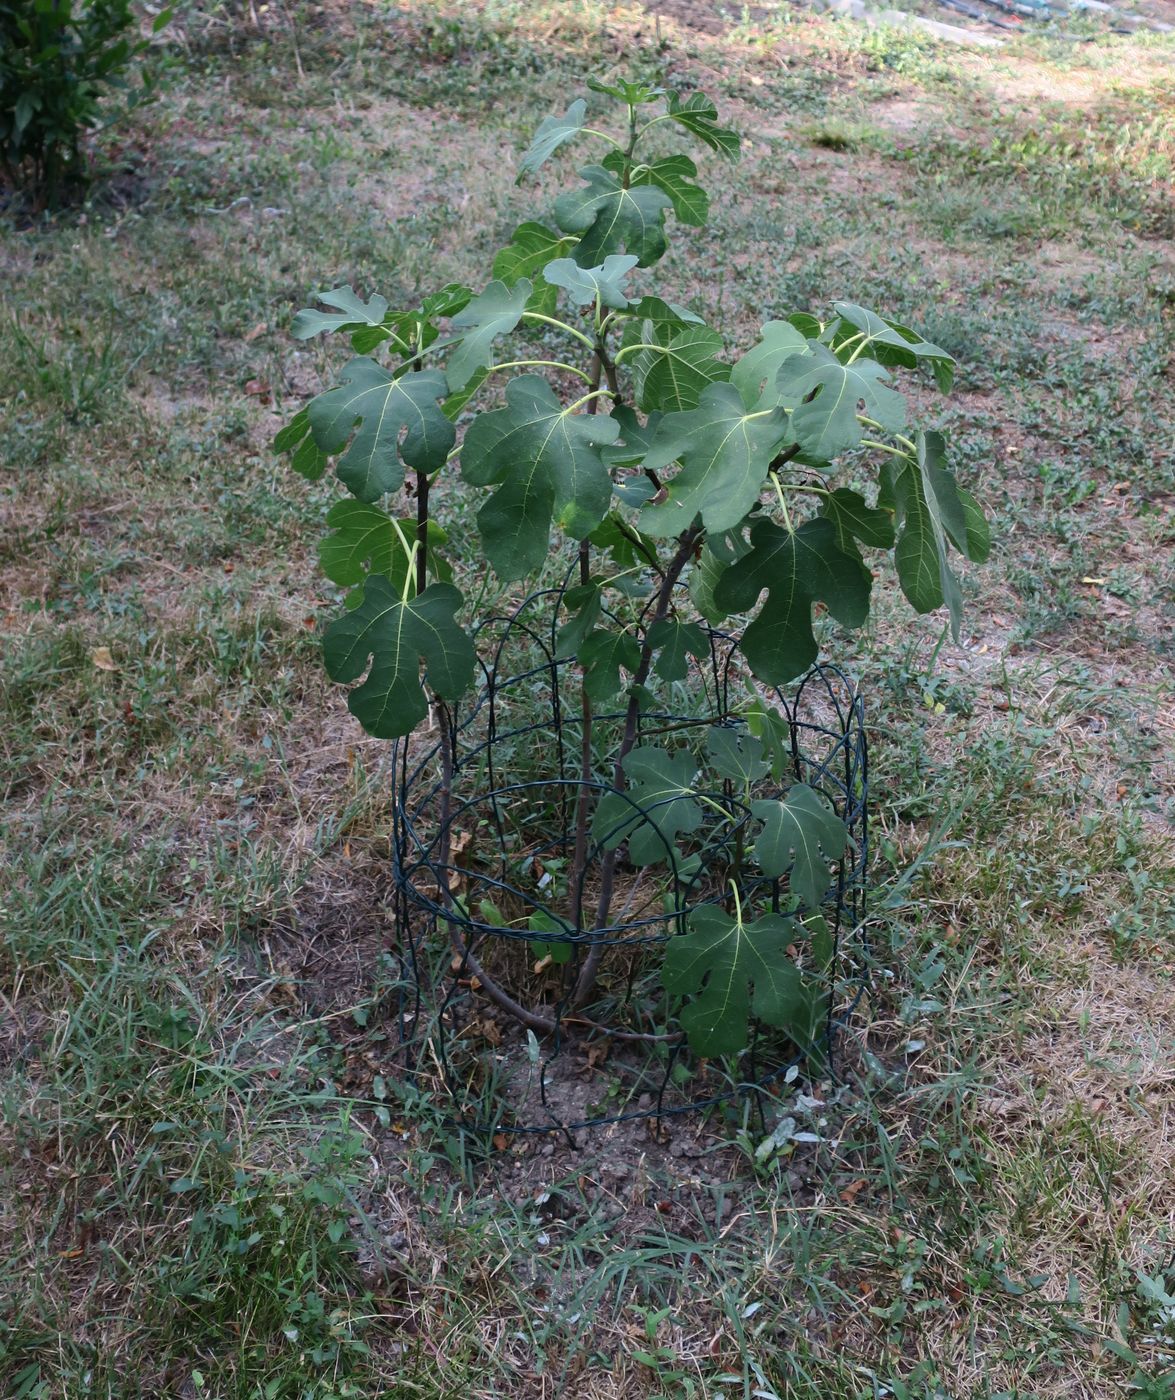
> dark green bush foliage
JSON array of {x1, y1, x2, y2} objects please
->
[{"x1": 0, "y1": 0, "x2": 165, "y2": 207}]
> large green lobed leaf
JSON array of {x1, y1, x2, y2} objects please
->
[
  {"x1": 593, "y1": 745, "x2": 702, "y2": 866},
  {"x1": 750, "y1": 784, "x2": 851, "y2": 910},
  {"x1": 777, "y1": 344, "x2": 906, "y2": 461},
  {"x1": 306, "y1": 362, "x2": 454, "y2": 502},
  {"x1": 460, "y1": 374, "x2": 619, "y2": 580},
  {"x1": 639, "y1": 382, "x2": 789, "y2": 537},
  {"x1": 714, "y1": 518, "x2": 872, "y2": 684},
  {"x1": 555, "y1": 165, "x2": 673, "y2": 268},
  {"x1": 322, "y1": 579, "x2": 474, "y2": 739},
  {"x1": 663, "y1": 906, "x2": 807, "y2": 1056}
]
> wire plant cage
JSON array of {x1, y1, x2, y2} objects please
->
[{"x1": 391, "y1": 573, "x2": 869, "y2": 1136}]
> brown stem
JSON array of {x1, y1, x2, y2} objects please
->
[
  {"x1": 570, "y1": 537, "x2": 594, "y2": 928},
  {"x1": 769, "y1": 441, "x2": 804, "y2": 474},
  {"x1": 569, "y1": 354, "x2": 603, "y2": 944},
  {"x1": 447, "y1": 928, "x2": 558, "y2": 1034},
  {"x1": 571, "y1": 523, "x2": 703, "y2": 1007}
]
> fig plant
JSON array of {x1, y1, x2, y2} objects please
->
[{"x1": 276, "y1": 79, "x2": 990, "y2": 1060}]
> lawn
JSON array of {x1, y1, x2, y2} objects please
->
[{"x1": 1, "y1": 2, "x2": 1173, "y2": 1397}]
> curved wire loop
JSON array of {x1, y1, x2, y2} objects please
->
[{"x1": 389, "y1": 568, "x2": 869, "y2": 1136}]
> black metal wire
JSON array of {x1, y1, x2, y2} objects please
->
[{"x1": 390, "y1": 571, "x2": 869, "y2": 1136}]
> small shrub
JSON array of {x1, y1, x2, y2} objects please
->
[
  {"x1": 0, "y1": 0, "x2": 167, "y2": 209},
  {"x1": 276, "y1": 78, "x2": 992, "y2": 1063}
]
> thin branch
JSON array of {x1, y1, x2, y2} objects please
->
[
  {"x1": 446, "y1": 926, "x2": 558, "y2": 1035},
  {"x1": 569, "y1": 354, "x2": 603, "y2": 947},
  {"x1": 571, "y1": 524, "x2": 703, "y2": 1007}
]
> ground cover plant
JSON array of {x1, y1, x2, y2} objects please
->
[{"x1": 1, "y1": 1, "x2": 1172, "y2": 1397}]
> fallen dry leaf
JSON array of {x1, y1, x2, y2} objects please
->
[
  {"x1": 471, "y1": 1016, "x2": 503, "y2": 1047},
  {"x1": 91, "y1": 646, "x2": 117, "y2": 671}
]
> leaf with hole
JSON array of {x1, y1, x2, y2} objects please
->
[
  {"x1": 730, "y1": 320, "x2": 810, "y2": 408},
  {"x1": 777, "y1": 343, "x2": 906, "y2": 460}
]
